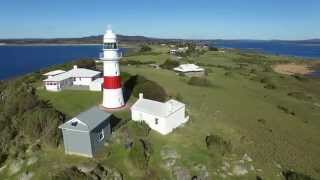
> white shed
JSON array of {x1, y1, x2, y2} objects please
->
[{"x1": 131, "y1": 93, "x2": 189, "y2": 135}]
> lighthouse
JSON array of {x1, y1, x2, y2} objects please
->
[{"x1": 101, "y1": 28, "x2": 125, "y2": 109}]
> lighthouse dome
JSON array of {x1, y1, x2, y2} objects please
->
[{"x1": 104, "y1": 29, "x2": 117, "y2": 43}]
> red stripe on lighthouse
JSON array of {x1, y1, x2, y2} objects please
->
[{"x1": 103, "y1": 76, "x2": 121, "y2": 89}]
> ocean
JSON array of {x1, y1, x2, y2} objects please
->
[
  {"x1": 1, "y1": 41, "x2": 320, "y2": 80},
  {"x1": 213, "y1": 40, "x2": 320, "y2": 59},
  {"x1": 0, "y1": 45, "x2": 102, "y2": 80}
]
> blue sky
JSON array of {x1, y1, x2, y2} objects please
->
[{"x1": 0, "y1": 0, "x2": 319, "y2": 40}]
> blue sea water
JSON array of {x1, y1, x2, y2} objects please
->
[
  {"x1": 0, "y1": 45, "x2": 102, "y2": 80},
  {"x1": 0, "y1": 41, "x2": 320, "y2": 80},
  {"x1": 214, "y1": 40, "x2": 320, "y2": 60}
]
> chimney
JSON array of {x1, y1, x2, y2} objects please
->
[
  {"x1": 73, "y1": 65, "x2": 78, "y2": 69},
  {"x1": 139, "y1": 93, "x2": 143, "y2": 100}
]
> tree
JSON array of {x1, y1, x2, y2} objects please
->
[
  {"x1": 139, "y1": 45, "x2": 152, "y2": 52},
  {"x1": 160, "y1": 59, "x2": 180, "y2": 70}
]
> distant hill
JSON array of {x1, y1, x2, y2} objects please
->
[{"x1": 0, "y1": 34, "x2": 206, "y2": 45}]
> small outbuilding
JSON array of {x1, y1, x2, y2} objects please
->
[
  {"x1": 173, "y1": 64, "x2": 205, "y2": 77},
  {"x1": 59, "y1": 106, "x2": 112, "y2": 157},
  {"x1": 131, "y1": 93, "x2": 189, "y2": 135}
]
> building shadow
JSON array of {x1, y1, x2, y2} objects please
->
[
  {"x1": 109, "y1": 115, "x2": 128, "y2": 132},
  {"x1": 122, "y1": 75, "x2": 138, "y2": 103}
]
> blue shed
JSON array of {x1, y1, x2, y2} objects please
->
[{"x1": 59, "y1": 106, "x2": 112, "y2": 157}]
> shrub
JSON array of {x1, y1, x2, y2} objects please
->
[
  {"x1": 288, "y1": 92, "x2": 312, "y2": 101},
  {"x1": 120, "y1": 59, "x2": 155, "y2": 66},
  {"x1": 209, "y1": 47, "x2": 219, "y2": 51},
  {"x1": 282, "y1": 170, "x2": 315, "y2": 180},
  {"x1": 205, "y1": 134, "x2": 232, "y2": 155},
  {"x1": 292, "y1": 74, "x2": 307, "y2": 81},
  {"x1": 188, "y1": 77, "x2": 211, "y2": 87},
  {"x1": 160, "y1": 59, "x2": 180, "y2": 70},
  {"x1": 51, "y1": 166, "x2": 89, "y2": 180},
  {"x1": 260, "y1": 77, "x2": 270, "y2": 84},
  {"x1": 139, "y1": 45, "x2": 152, "y2": 52},
  {"x1": 76, "y1": 59, "x2": 96, "y2": 69},
  {"x1": 132, "y1": 77, "x2": 168, "y2": 102},
  {"x1": 129, "y1": 139, "x2": 152, "y2": 169},
  {"x1": 264, "y1": 83, "x2": 276, "y2": 89},
  {"x1": 277, "y1": 105, "x2": 295, "y2": 116},
  {"x1": 130, "y1": 121, "x2": 151, "y2": 137},
  {"x1": 224, "y1": 71, "x2": 232, "y2": 76}
]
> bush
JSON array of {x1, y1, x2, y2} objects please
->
[
  {"x1": 205, "y1": 134, "x2": 232, "y2": 155},
  {"x1": 282, "y1": 170, "x2": 315, "y2": 180},
  {"x1": 76, "y1": 59, "x2": 96, "y2": 69},
  {"x1": 288, "y1": 92, "x2": 312, "y2": 101},
  {"x1": 292, "y1": 74, "x2": 307, "y2": 81},
  {"x1": 0, "y1": 77, "x2": 66, "y2": 157},
  {"x1": 160, "y1": 59, "x2": 180, "y2": 70},
  {"x1": 51, "y1": 166, "x2": 89, "y2": 180},
  {"x1": 264, "y1": 83, "x2": 276, "y2": 89},
  {"x1": 209, "y1": 47, "x2": 219, "y2": 51},
  {"x1": 132, "y1": 77, "x2": 168, "y2": 102},
  {"x1": 129, "y1": 139, "x2": 152, "y2": 169},
  {"x1": 130, "y1": 121, "x2": 151, "y2": 137},
  {"x1": 188, "y1": 77, "x2": 211, "y2": 87},
  {"x1": 120, "y1": 59, "x2": 155, "y2": 66},
  {"x1": 139, "y1": 45, "x2": 152, "y2": 53},
  {"x1": 277, "y1": 105, "x2": 295, "y2": 116}
]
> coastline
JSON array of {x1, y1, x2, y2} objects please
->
[{"x1": 0, "y1": 43, "x2": 101, "y2": 46}]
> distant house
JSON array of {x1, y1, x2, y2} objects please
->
[
  {"x1": 170, "y1": 47, "x2": 189, "y2": 55},
  {"x1": 173, "y1": 64, "x2": 205, "y2": 77},
  {"x1": 131, "y1": 93, "x2": 189, "y2": 135},
  {"x1": 59, "y1": 106, "x2": 112, "y2": 157},
  {"x1": 170, "y1": 49, "x2": 177, "y2": 55},
  {"x1": 43, "y1": 65, "x2": 102, "y2": 91}
]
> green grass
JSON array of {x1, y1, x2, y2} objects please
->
[
  {"x1": 22, "y1": 45, "x2": 320, "y2": 180},
  {"x1": 37, "y1": 90, "x2": 102, "y2": 117}
]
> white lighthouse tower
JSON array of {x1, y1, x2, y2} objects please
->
[{"x1": 100, "y1": 28, "x2": 125, "y2": 109}]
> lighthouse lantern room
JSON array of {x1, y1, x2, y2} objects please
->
[{"x1": 100, "y1": 28, "x2": 125, "y2": 109}]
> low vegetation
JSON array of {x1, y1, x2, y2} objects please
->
[
  {"x1": 129, "y1": 139, "x2": 153, "y2": 169},
  {"x1": 0, "y1": 77, "x2": 64, "y2": 165},
  {"x1": 139, "y1": 45, "x2": 152, "y2": 53},
  {"x1": 160, "y1": 59, "x2": 180, "y2": 70},
  {"x1": 187, "y1": 76, "x2": 211, "y2": 87},
  {"x1": 131, "y1": 75, "x2": 168, "y2": 102},
  {"x1": 205, "y1": 134, "x2": 232, "y2": 155}
]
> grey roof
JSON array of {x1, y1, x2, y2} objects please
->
[{"x1": 59, "y1": 106, "x2": 112, "y2": 131}]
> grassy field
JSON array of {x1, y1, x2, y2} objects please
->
[{"x1": 11, "y1": 45, "x2": 320, "y2": 179}]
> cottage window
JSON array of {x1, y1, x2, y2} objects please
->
[
  {"x1": 97, "y1": 129, "x2": 105, "y2": 142},
  {"x1": 155, "y1": 118, "x2": 159, "y2": 125}
]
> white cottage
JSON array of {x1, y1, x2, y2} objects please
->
[
  {"x1": 43, "y1": 65, "x2": 101, "y2": 91},
  {"x1": 131, "y1": 93, "x2": 189, "y2": 135},
  {"x1": 173, "y1": 64, "x2": 205, "y2": 77}
]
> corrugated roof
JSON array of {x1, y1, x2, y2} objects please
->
[
  {"x1": 59, "y1": 106, "x2": 112, "y2": 131},
  {"x1": 43, "y1": 68, "x2": 101, "y2": 82},
  {"x1": 131, "y1": 98, "x2": 185, "y2": 118},
  {"x1": 173, "y1": 64, "x2": 204, "y2": 72},
  {"x1": 43, "y1": 70, "x2": 66, "y2": 76}
]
